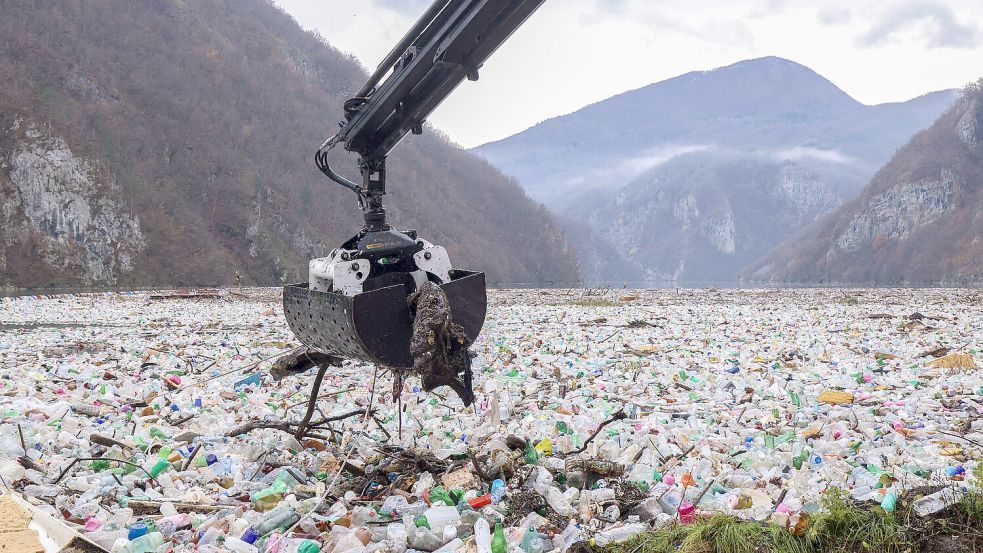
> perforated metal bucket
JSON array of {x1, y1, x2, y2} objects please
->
[{"x1": 283, "y1": 270, "x2": 486, "y2": 368}]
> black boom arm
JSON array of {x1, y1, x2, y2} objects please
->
[{"x1": 316, "y1": 0, "x2": 546, "y2": 230}]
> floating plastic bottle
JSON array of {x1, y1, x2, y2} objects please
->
[
  {"x1": 253, "y1": 509, "x2": 301, "y2": 536},
  {"x1": 420, "y1": 505, "x2": 460, "y2": 534},
  {"x1": 489, "y1": 479, "x2": 507, "y2": 504},
  {"x1": 147, "y1": 458, "x2": 170, "y2": 478},
  {"x1": 491, "y1": 521, "x2": 507, "y2": 553},
  {"x1": 125, "y1": 531, "x2": 164, "y2": 553},
  {"x1": 912, "y1": 487, "x2": 966, "y2": 517},
  {"x1": 593, "y1": 523, "x2": 648, "y2": 546},
  {"x1": 127, "y1": 522, "x2": 149, "y2": 540}
]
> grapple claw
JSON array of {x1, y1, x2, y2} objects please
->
[{"x1": 282, "y1": 270, "x2": 486, "y2": 369}]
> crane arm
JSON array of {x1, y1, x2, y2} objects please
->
[{"x1": 316, "y1": 0, "x2": 545, "y2": 226}]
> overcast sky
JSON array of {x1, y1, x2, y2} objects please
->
[{"x1": 276, "y1": 0, "x2": 983, "y2": 148}]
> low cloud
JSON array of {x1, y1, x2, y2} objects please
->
[
  {"x1": 858, "y1": 1, "x2": 980, "y2": 49},
  {"x1": 773, "y1": 147, "x2": 853, "y2": 164},
  {"x1": 579, "y1": 0, "x2": 755, "y2": 48},
  {"x1": 565, "y1": 144, "x2": 715, "y2": 191},
  {"x1": 617, "y1": 144, "x2": 715, "y2": 176}
]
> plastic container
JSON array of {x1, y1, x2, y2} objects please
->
[
  {"x1": 491, "y1": 521, "x2": 507, "y2": 553},
  {"x1": 125, "y1": 531, "x2": 164, "y2": 553},
  {"x1": 474, "y1": 517, "x2": 492, "y2": 553}
]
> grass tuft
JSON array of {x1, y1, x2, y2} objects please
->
[{"x1": 587, "y1": 488, "x2": 983, "y2": 553}]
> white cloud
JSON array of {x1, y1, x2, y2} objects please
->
[
  {"x1": 617, "y1": 145, "x2": 715, "y2": 177},
  {"x1": 857, "y1": 1, "x2": 980, "y2": 49},
  {"x1": 275, "y1": 0, "x2": 983, "y2": 148},
  {"x1": 817, "y1": 6, "x2": 853, "y2": 26},
  {"x1": 773, "y1": 147, "x2": 853, "y2": 164},
  {"x1": 566, "y1": 144, "x2": 715, "y2": 192}
]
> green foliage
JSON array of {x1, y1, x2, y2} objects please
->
[
  {"x1": 805, "y1": 489, "x2": 913, "y2": 553},
  {"x1": 958, "y1": 491, "x2": 983, "y2": 523},
  {"x1": 590, "y1": 488, "x2": 983, "y2": 553},
  {"x1": 590, "y1": 515, "x2": 808, "y2": 553}
]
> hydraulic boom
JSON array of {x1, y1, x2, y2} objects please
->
[{"x1": 283, "y1": 1, "x2": 545, "y2": 379}]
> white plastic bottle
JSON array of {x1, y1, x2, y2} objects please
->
[
  {"x1": 424, "y1": 505, "x2": 461, "y2": 533},
  {"x1": 545, "y1": 487, "x2": 575, "y2": 516},
  {"x1": 474, "y1": 518, "x2": 492, "y2": 553}
]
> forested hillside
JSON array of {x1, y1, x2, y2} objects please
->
[
  {"x1": 0, "y1": 0, "x2": 579, "y2": 288},
  {"x1": 746, "y1": 80, "x2": 983, "y2": 284}
]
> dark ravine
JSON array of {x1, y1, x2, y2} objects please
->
[
  {"x1": 0, "y1": 0, "x2": 580, "y2": 288},
  {"x1": 745, "y1": 80, "x2": 983, "y2": 285}
]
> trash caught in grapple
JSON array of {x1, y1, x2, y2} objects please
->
[
  {"x1": 282, "y1": 271, "x2": 485, "y2": 367},
  {"x1": 282, "y1": 0, "x2": 545, "y2": 379},
  {"x1": 407, "y1": 281, "x2": 477, "y2": 406}
]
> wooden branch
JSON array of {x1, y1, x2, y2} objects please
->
[
  {"x1": 225, "y1": 409, "x2": 371, "y2": 438},
  {"x1": 128, "y1": 499, "x2": 224, "y2": 516},
  {"x1": 308, "y1": 408, "x2": 372, "y2": 427},
  {"x1": 469, "y1": 449, "x2": 492, "y2": 483},
  {"x1": 54, "y1": 457, "x2": 157, "y2": 484},
  {"x1": 271, "y1": 348, "x2": 343, "y2": 381},
  {"x1": 564, "y1": 411, "x2": 627, "y2": 456},
  {"x1": 294, "y1": 362, "x2": 330, "y2": 439},
  {"x1": 225, "y1": 420, "x2": 295, "y2": 437}
]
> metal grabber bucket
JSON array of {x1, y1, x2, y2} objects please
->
[{"x1": 282, "y1": 270, "x2": 487, "y2": 367}]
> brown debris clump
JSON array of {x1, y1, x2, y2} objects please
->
[{"x1": 407, "y1": 281, "x2": 475, "y2": 406}]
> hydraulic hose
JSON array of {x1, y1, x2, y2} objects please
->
[{"x1": 314, "y1": 149, "x2": 365, "y2": 211}]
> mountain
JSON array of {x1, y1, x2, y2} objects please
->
[
  {"x1": 474, "y1": 57, "x2": 958, "y2": 283},
  {"x1": 745, "y1": 81, "x2": 983, "y2": 285},
  {"x1": 0, "y1": 0, "x2": 579, "y2": 289},
  {"x1": 584, "y1": 150, "x2": 848, "y2": 282}
]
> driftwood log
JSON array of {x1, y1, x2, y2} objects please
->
[{"x1": 270, "y1": 348, "x2": 343, "y2": 381}]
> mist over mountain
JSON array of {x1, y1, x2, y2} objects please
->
[
  {"x1": 475, "y1": 57, "x2": 958, "y2": 283},
  {"x1": 745, "y1": 81, "x2": 983, "y2": 285},
  {"x1": 0, "y1": 0, "x2": 580, "y2": 289}
]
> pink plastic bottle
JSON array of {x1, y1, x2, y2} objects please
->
[{"x1": 678, "y1": 503, "x2": 696, "y2": 524}]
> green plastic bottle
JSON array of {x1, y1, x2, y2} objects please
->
[
  {"x1": 792, "y1": 449, "x2": 809, "y2": 470},
  {"x1": 428, "y1": 486, "x2": 455, "y2": 506},
  {"x1": 491, "y1": 521, "x2": 507, "y2": 553},
  {"x1": 524, "y1": 441, "x2": 538, "y2": 464},
  {"x1": 125, "y1": 531, "x2": 164, "y2": 553},
  {"x1": 148, "y1": 458, "x2": 170, "y2": 478},
  {"x1": 148, "y1": 427, "x2": 169, "y2": 440}
]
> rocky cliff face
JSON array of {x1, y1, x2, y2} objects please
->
[
  {"x1": 746, "y1": 81, "x2": 983, "y2": 284},
  {"x1": 1, "y1": 118, "x2": 145, "y2": 285},
  {"x1": 585, "y1": 152, "x2": 845, "y2": 282},
  {"x1": 834, "y1": 171, "x2": 956, "y2": 252}
]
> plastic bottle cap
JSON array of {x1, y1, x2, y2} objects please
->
[
  {"x1": 128, "y1": 522, "x2": 149, "y2": 540},
  {"x1": 242, "y1": 528, "x2": 259, "y2": 544}
]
